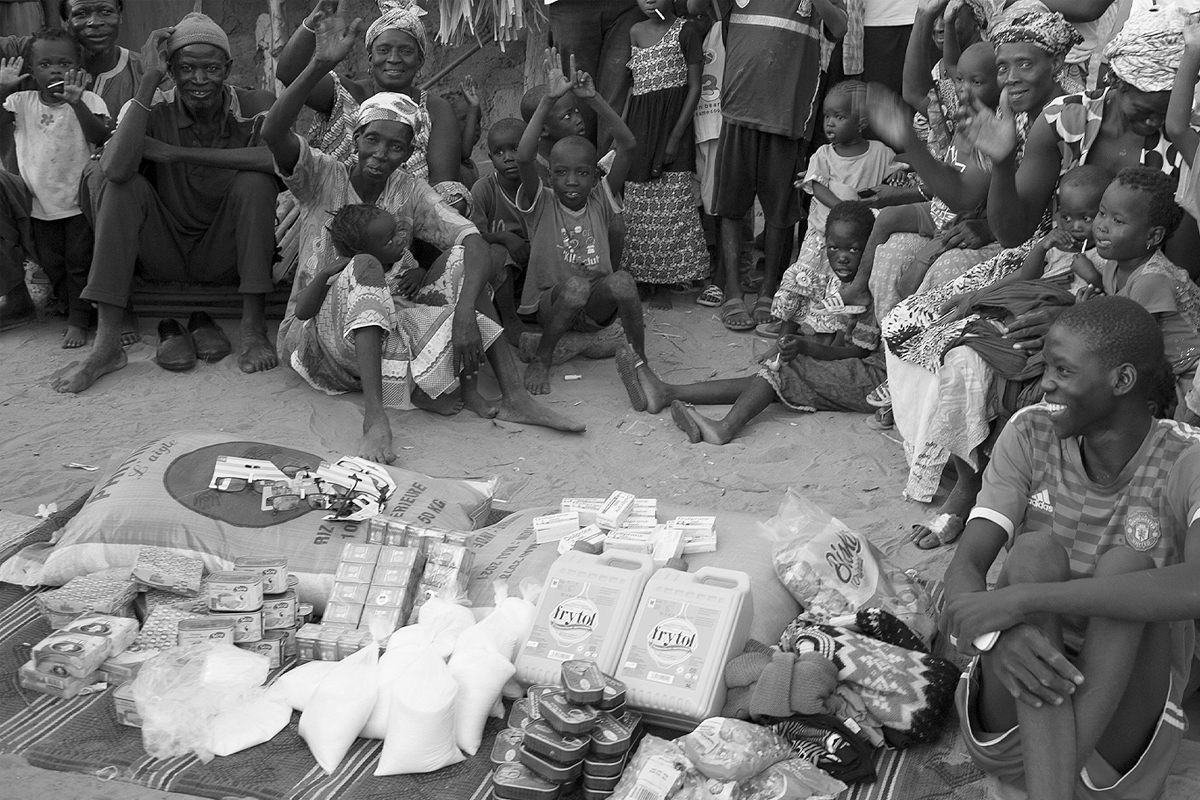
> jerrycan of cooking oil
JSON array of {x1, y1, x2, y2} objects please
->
[
  {"x1": 616, "y1": 565, "x2": 753, "y2": 730},
  {"x1": 515, "y1": 549, "x2": 655, "y2": 686}
]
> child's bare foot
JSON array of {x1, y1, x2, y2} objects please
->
[
  {"x1": 120, "y1": 311, "x2": 141, "y2": 345},
  {"x1": 238, "y1": 323, "x2": 279, "y2": 373},
  {"x1": 462, "y1": 377, "x2": 498, "y2": 419},
  {"x1": 358, "y1": 414, "x2": 396, "y2": 463},
  {"x1": 649, "y1": 285, "x2": 672, "y2": 311},
  {"x1": 524, "y1": 359, "x2": 552, "y2": 394},
  {"x1": 670, "y1": 400, "x2": 732, "y2": 445},
  {"x1": 496, "y1": 392, "x2": 586, "y2": 432},
  {"x1": 62, "y1": 325, "x2": 87, "y2": 349},
  {"x1": 412, "y1": 388, "x2": 465, "y2": 416},
  {"x1": 53, "y1": 341, "x2": 127, "y2": 393}
]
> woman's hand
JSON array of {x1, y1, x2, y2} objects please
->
[
  {"x1": 459, "y1": 76, "x2": 480, "y2": 107},
  {"x1": 940, "y1": 219, "x2": 994, "y2": 250},
  {"x1": 1001, "y1": 305, "x2": 1065, "y2": 352},
  {"x1": 938, "y1": 291, "x2": 975, "y2": 321},
  {"x1": 866, "y1": 83, "x2": 914, "y2": 151},
  {"x1": 965, "y1": 91, "x2": 1019, "y2": 164},
  {"x1": 312, "y1": 3, "x2": 362, "y2": 67}
]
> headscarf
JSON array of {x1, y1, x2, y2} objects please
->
[
  {"x1": 1104, "y1": 7, "x2": 1187, "y2": 93},
  {"x1": 988, "y1": 0, "x2": 1083, "y2": 59},
  {"x1": 355, "y1": 92, "x2": 424, "y2": 138},
  {"x1": 365, "y1": 0, "x2": 427, "y2": 58}
]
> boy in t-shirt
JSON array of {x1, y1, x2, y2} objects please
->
[
  {"x1": 942, "y1": 296, "x2": 1200, "y2": 800},
  {"x1": 516, "y1": 47, "x2": 639, "y2": 396},
  {"x1": 472, "y1": 117, "x2": 530, "y2": 343},
  {"x1": 0, "y1": 28, "x2": 110, "y2": 347}
]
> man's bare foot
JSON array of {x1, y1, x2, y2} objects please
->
[
  {"x1": 649, "y1": 285, "x2": 672, "y2": 311},
  {"x1": 670, "y1": 400, "x2": 732, "y2": 445},
  {"x1": 0, "y1": 283, "x2": 36, "y2": 331},
  {"x1": 496, "y1": 392, "x2": 586, "y2": 432},
  {"x1": 120, "y1": 311, "x2": 141, "y2": 345},
  {"x1": 524, "y1": 359, "x2": 552, "y2": 395},
  {"x1": 53, "y1": 341, "x2": 127, "y2": 393},
  {"x1": 238, "y1": 325, "x2": 279, "y2": 373},
  {"x1": 62, "y1": 325, "x2": 87, "y2": 349},
  {"x1": 637, "y1": 362, "x2": 670, "y2": 414},
  {"x1": 359, "y1": 414, "x2": 396, "y2": 463},
  {"x1": 462, "y1": 377, "x2": 498, "y2": 419},
  {"x1": 412, "y1": 388, "x2": 465, "y2": 416}
]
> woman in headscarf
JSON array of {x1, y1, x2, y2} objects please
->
[
  {"x1": 264, "y1": 14, "x2": 582, "y2": 463},
  {"x1": 883, "y1": 7, "x2": 1195, "y2": 548},
  {"x1": 276, "y1": 0, "x2": 466, "y2": 210},
  {"x1": 862, "y1": 0, "x2": 1080, "y2": 321}
]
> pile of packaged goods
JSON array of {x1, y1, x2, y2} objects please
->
[
  {"x1": 296, "y1": 531, "x2": 475, "y2": 663},
  {"x1": 23, "y1": 546, "x2": 311, "y2": 719},
  {"x1": 493, "y1": 658, "x2": 643, "y2": 800},
  {"x1": 537, "y1": 493, "x2": 716, "y2": 561}
]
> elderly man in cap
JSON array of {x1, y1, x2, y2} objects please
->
[{"x1": 54, "y1": 12, "x2": 280, "y2": 394}]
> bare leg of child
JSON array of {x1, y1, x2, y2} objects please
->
[
  {"x1": 352, "y1": 326, "x2": 396, "y2": 464},
  {"x1": 649, "y1": 283, "x2": 672, "y2": 311},
  {"x1": 896, "y1": 238, "x2": 950, "y2": 301},
  {"x1": 488, "y1": 244, "x2": 527, "y2": 346},
  {"x1": 843, "y1": 204, "x2": 929, "y2": 305},
  {"x1": 670, "y1": 377, "x2": 776, "y2": 445},
  {"x1": 526, "y1": 277, "x2": 592, "y2": 394},
  {"x1": 62, "y1": 324, "x2": 87, "y2": 349},
  {"x1": 755, "y1": 224, "x2": 794, "y2": 323}
]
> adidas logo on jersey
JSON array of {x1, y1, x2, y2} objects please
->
[{"x1": 1029, "y1": 489, "x2": 1052, "y2": 514}]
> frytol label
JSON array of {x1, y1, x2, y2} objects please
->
[
  {"x1": 646, "y1": 615, "x2": 698, "y2": 667},
  {"x1": 549, "y1": 594, "x2": 599, "y2": 646}
]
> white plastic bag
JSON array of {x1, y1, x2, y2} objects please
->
[
  {"x1": 761, "y1": 489, "x2": 936, "y2": 644},
  {"x1": 132, "y1": 642, "x2": 272, "y2": 762},
  {"x1": 418, "y1": 589, "x2": 476, "y2": 659},
  {"x1": 447, "y1": 645, "x2": 515, "y2": 755},
  {"x1": 268, "y1": 660, "x2": 338, "y2": 711},
  {"x1": 360, "y1": 640, "x2": 427, "y2": 739},
  {"x1": 208, "y1": 693, "x2": 293, "y2": 757},
  {"x1": 376, "y1": 645, "x2": 464, "y2": 774},
  {"x1": 298, "y1": 638, "x2": 379, "y2": 773}
]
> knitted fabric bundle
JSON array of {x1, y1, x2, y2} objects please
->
[{"x1": 778, "y1": 609, "x2": 959, "y2": 743}]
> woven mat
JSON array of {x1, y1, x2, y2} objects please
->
[{"x1": 0, "y1": 499, "x2": 1000, "y2": 800}]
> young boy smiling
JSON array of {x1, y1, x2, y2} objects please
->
[{"x1": 516, "y1": 47, "x2": 640, "y2": 395}]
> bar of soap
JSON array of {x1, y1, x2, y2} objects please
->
[
  {"x1": 595, "y1": 491, "x2": 636, "y2": 530},
  {"x1": 533, "y1": 511, "x2": 582, "y2": 544}
]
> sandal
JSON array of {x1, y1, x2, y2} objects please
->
[
  {"x1": 696, "y1": 284, "x2": 724, "y2": 307},
  {"x1": 751, "y1": 296, "x2": 775, "y2": 325},
  {"x1": 720, "y1": 298, "x2": 755, "y2": 331},
  {"x1": 909, "y1": 513, "x2": 966, "y2": 550},
  {"x1": 755, "y1": 321, "x2": 782, "y2": 339},
  {"x1": 866, "y1": 381, "x2": 891, "y2": 408},
  {"x1": 865, "y1": 406, "x2": 893, "y2": 430}
]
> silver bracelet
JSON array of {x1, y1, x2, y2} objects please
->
[{"x1": 302, "y1": 19, "x2": 317, "y2": 33}]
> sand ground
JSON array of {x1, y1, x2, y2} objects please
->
[{"x1": 0, "y1": 297, "x2": 946, "y2": 798}]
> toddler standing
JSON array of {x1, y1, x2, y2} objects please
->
[
  {"x1": 621, "y1": 0, "x2": 708, "y2": 310},
  {"x1": 0, "y1": 29, "x2": 109, "y2": 348},
  {"x1": 770, "y1": 81, "x2": 899, "y2": 336}
]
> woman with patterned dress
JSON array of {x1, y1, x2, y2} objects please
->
[{"x1": 621, "y1": 0, "x2": 708, "y2": 310}]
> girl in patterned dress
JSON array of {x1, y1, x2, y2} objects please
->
[{"x1": 622, "y1": 0, "x2": 709, "y2": 310}]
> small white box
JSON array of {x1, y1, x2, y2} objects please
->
[
  {"x1": 596, "y1": 491, "x2": 636, "y2": 530},
  {"x1": 680, "y1": 530, "x2": 717, "y2": 554},
  {"x1": 651, "y1": 527, "x2": 684, "y2": 566},
  {"x1": 533, "y1": 511, "x2": 581, "y2": 544},
  {"x1": 620, "y1": 512, "x2": 658, "y2": 528},
  {"x1": 666, "y1": 516, "x2": 716, "y2": 532},
  {"x1": 561, "y1": 498, "x2": 605, "y2": 526},
  {"x1": 632, "y1": 498, "x2": 657, "y2": 514},
  {"x1": 603, "y1": 528, "x2": 655, "y2": 554},
  {"x1": 557, "y1": 524, "x2": 607, "y2": 555}
]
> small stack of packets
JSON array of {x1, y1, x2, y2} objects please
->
[
  {"x1": 19, "y1": 613, "x2": 139, "y2": 698},
  {"x1": 131, "y1": 546, "x2": 205, "y2": 596},
  {"x1": 492, "y1": 659, "x2": 642, "y2": 800},
  {"x1": 36, "y1": 574, "x2": 140, "y2": 629},
  {"x1": 532, "y1": 493, "x2": 718, "y2": 564},
  {"x1": 324, "y1": 542, "x2": 425, "y2": 632}
]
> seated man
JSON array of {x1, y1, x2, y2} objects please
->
[
  {"x1": 54, "y1": 12, "x2": 279, "y2": 393},
  {"x1": 942, "y1": 296, "x2": 1200, "y2": 800},
  {"x1": 1, "y1": 0, "x2": 155, "y2": 331}
]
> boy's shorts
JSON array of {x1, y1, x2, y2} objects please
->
[
  {"x1": 957, "y1": 657, "x2": 1186, "y2": 799},
  {"x1": 535, "y1": 288, "x2": 618, "y2": 333},
  {"x1": 712, "y1": 121, "x2": 803, "y2": 229}
]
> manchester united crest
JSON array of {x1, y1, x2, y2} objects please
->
[{"x1": 1124, "y1": 508, "x2": 1160, "y2": 552}]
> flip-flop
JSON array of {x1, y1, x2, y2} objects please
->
[
  {"x1": 720, "y1": 298, "x2": 755, "y2": 331},
  {"x1": 866, "y1": 381, "x2": 892, "y2": 408},
  {"x1": 910, "y1": 513, "x2": 966, "y2": 549},
  {"x1": 187, "y1": 311, "x2": 232, "y2": 363},
  {"x1": 155, "y1": 318, "x2": 197, "y2": 372},
  {"x1": 755, "y1": 321, "x2": 782, "y2": 339},
  {"x1": 696, "y1": 285, "x2": 724, "y2": 307},
  {"x1": 751, "y1": 296, "x2": 775, "y2": 325},
  {"x1": 615, "y1": 343, "x2": 648, "y2": 412},
  {"x1": 865, "y1": 406, "x2": 893, "y2": 430},
  {"x1": 670, "y1": 400, "x2": 702, "y2": 443}
]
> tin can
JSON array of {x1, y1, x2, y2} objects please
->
[
  {"x1": 113, "y1": 681, "x2": 143, "y2": 727},
  {"x1": 206, "y1": 571, "x2": 264, "y2": 613},
  {"x1": 208, "y1": 609, "x2": 263, "y2": 643},
  {"x1": 176, "y1": 616, "x2": 236, "y2": 647},
  {"x1": 234, "y1": 556, "x2": 290, "y2": 595},
  {"x1": 287, "y1": 574, "x2": 299, "y2": 591},
  {"x1": 237, "y1": 630, "x2": 284, "y2": 668},
  {"x1": 297, "y1": 603, "x2": 314, "y2": 626},
  {"x1": 261, "y1": 590, "x2": 298, "y2": 630}
]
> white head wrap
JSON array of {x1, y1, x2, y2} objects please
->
[
  {"x1": 365, "y1": 0, "x2": 427, "y2": 57},
  {"x1": 1104, "y1": 7, "x2": 1187, "y2": 93},
  {"x1": 355, "y1": 92, "x2": 423, "y2": 138}
]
